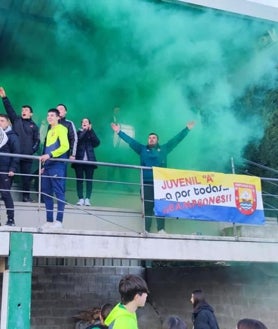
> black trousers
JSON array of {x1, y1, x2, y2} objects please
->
[
  {"x1": 143, "y1": 182, "x2": 165, "y2": 232},
  {"x1": 74, "y1": 165, "x2": 95, "y2": 199},
  {"x1": 0, "y1": 173, "x2": 14, "y2": 220},
  {"x1": 19, "y1": 159, "x2": 33, "y2": 198}
]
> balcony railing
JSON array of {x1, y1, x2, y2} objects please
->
[{"x1": 0, "y1": 152, "x2": 277, "y2": 238}]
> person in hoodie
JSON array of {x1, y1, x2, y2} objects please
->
[
  {"x1": 72, "y1": 117, "x2": 100, "y2": 207},
  {"x1": 163, "y1": 316, "x2": 187, "y2": 329},
  {"x1": 0, "y1": 114, "x2": 20, "y2": 226},
  {"x1": 190, "y1": 289, "x2": 219, "y2": 329},
  {"x1": 0, "y1": 87, "x2": 40, "y2": 202},
  {"x1": 104, "y1": 274, "x2": 149, "y2": 329},
  {"x1": 111, "y1": 121, "x2": 195, "y2": 233},
  {"x1": 40, "y1": 108, "x2": 69, "y2": 229}
]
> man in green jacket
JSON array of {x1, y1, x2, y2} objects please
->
[{"x1": 111, "y1": 121, "x2": 195, "y2": 233}]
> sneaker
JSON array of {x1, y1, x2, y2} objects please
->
[
  {"x1": 157, "y1": 229, "x2": 166, "y2": 234},
  {"x1": 84, "y1": 198, "x2": 91, "y2": 206},
  {"x1": 22, "y1": 197, "x2": 34, "y2": 202},
  {"x1": 6, "y1": 219, "x2": 15, "y2": 226},
  {"x1": 52, "y1": 221, "x2": 63, "y2": 229},
  {"x1": 41, "y1": 221, "x2": 53, "y2": 229},
  {"x1": 76, "y1": 198, "x2": 84, "y2": 206}
]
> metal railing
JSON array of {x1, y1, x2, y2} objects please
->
[{"x1": 0, "y1": 153, "x2": 278, "y2": 236}]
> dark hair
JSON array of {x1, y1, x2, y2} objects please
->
[
  {"x1": 148, "y1": 132, "x2": 159, "y2": 139},
  {"x1": 100, "y1": 303, "x2": 113, "y2": 321},
  {"x1": 0, "y1": 113, "x2": 10, "y2": 121},
  {"x1": 82, "y1": 118, "x2": 91, "y2": 124},
  {"x1": 191, "y1": 289, "x2": 205, "y2": 308},
  {"x1": 162, "y1": 316, "x2": 187, "y2": 329},
  {"x1": 119, "y1": 274, "x2": 149, "y2": 305},
  {"x1": 48, "y1": 108, "x2": 60, "y2": 116},
  {"x1": 22, "y1": 105, "x2": 33, "y2": 113},
  {"x1": 237, "y1": 319, "x2": 268, "y2": 329},
  {"x1": 57, "y1": 103, "x2": 68, "y2": 112}
]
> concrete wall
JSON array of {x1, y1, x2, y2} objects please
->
[
  {"x1": 1, "y1": 262, "x2": 278, "y2": 329},
  {"x1": 147, "y1": 263, "x2": 277, "y2": 329}
]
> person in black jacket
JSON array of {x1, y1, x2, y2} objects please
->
[
  {"x1": 72, "y1": 118, "x2": 100, "y2": 206},
  {"x1": 0, "y1": 87, "x2": 40, "y2": 202},
  {"x1": 190, "y1": 289, "x2": 220, "y2": 329},
  {"x1": 0, "y1": 114, "x2": 20, "y2": 226},
  {"x1": 163, "y1": 316, "x2": 187, "y2": 329},
  {"x1": 56, "y1": 103, "x2": 78, "y2": 159}
]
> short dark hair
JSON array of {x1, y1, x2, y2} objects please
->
[
  {"x1": 82, "y1": 117, "x2": 91, "y2": 124},
  {"x1": 100, "y1": 303, "x2": 113, "y2": 321},
  {"x1": 148, "y1": 132, "x2": 159, "y2": 139},
  {"x1": 48, "y1": 108, "x2": 60, "y2": 116},
  {"x1": 119, "y1": 274, "x2": 149, "y2": 304},
  {"x1": 22, "y1": 105, "x2": 33, "y2": 113},
  {"x1": 57, "y1": 103, "x2": 68, "y2": 112},
  {"x1": 237, "y1": 319, "x2": 268, "y2": 329},
  {"x1": 162, "y1": 316, "x2": 187, "y2": 329},
  {"x1": 0, "y1": 114, "x2": 10, "y2": 121}
]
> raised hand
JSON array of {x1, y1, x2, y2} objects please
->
[{"x1": 0, "y1": 87, "x2": 6, "y2": 98}]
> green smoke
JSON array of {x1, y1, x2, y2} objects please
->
[{"x1": 0, "y1": 0, "x2": 277, "y2": 174}]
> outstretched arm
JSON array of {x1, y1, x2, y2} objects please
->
[
  {"x1": 164, "y1": 121, "x2": 195, "y2": 153},
  {"x1": 186, "y1": 121, "x2": 195, "y2": 130},
  {"x1": 111, "y1": 123, "x2": 120, "y2": 133},
  {"x1": 110, "y1": 122, "x2": 142, "y2": 154}
]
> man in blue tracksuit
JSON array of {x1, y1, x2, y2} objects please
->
[
  {"x1": 40, "y1": 108, "x2": 69, "y2": 229},
  {"x1": 111, "y1": 121, "x2": 195, "y2": 233}
]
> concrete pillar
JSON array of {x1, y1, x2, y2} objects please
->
[{"x1": 1, "y1": 232, "x2": 33, "y2": 329}]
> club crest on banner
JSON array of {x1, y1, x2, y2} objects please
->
[{"x1": 234, "y1": 183, "x2": 257, "y2": 215}]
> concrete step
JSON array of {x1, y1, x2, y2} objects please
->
[{"x1": 221, "y1": 217, "x2": 278, "y2": 238}]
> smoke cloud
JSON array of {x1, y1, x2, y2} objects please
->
[{"x1": 1, "y1": 0, "x2": 278, "y2": 174}]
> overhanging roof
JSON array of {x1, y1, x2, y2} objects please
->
[{"x1": 1, "y1": 231, "x2": 278, "y2": 263}]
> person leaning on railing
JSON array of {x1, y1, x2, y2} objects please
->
[
  {"x1": 40, "y1": 108, "x2": 69, "y2": 230},
  {"x1": 110, "y1": 121, "x2": 195, "y2": 234},
  {"x1": 72, "y1": 117, "x2": 100, "y2": 207},
  {"x1": 0, "y1": 86, "x2": 40, "y2": 202}
]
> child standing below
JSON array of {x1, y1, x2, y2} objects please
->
[{"x1": 104, "y1": 274, "x2": 149, "y2": 329}]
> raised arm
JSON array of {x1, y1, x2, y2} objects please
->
[
  {"x1": 0, "y1": 87, "x2": 18, "y2": 123},
  {"x1": 164, "y1": 121, "x2": 195, "y2": 153},
  {"x1": 110, "y1": 122, "x2": 142, "y2": 154},
  {"x1": 186, "y1": 121, "x2": 195, "y2": 130},
  {"x1": 0, "y1": 87, "x2": 6, "y2": 98},
  {"x1": 111, "y1": 122, "x2": 120, "y2": 133}
]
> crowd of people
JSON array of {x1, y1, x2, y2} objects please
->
[
  {"x1": 0, "y1": 87, "x2": 196, "y2": 231},
  {"x1": 73, "y1": 274, "x2": 268, "y2": 329},
  {"x1": 0, "y1": 87, "x2": 102, "y2": 228}
]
